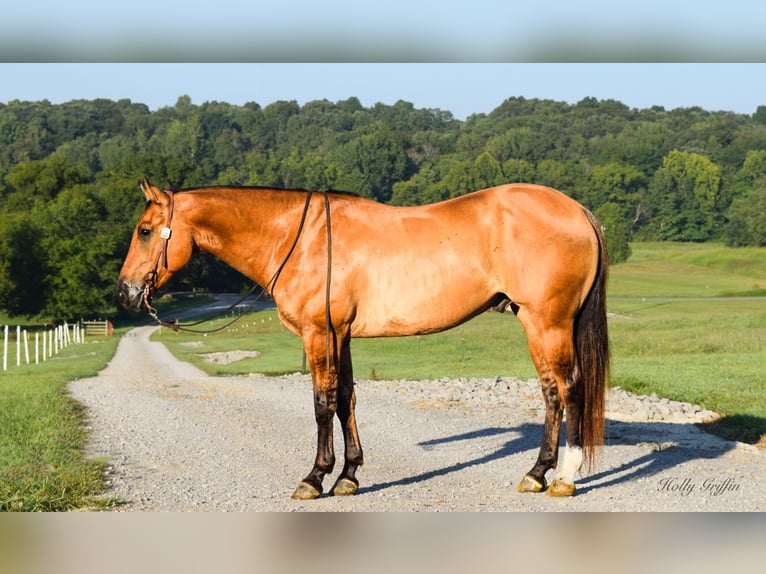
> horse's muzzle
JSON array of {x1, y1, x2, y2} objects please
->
[{"x1": 116, "y1": 279, "x2": 146, "y2": 312}]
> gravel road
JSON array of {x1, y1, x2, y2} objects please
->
[{"x1": 68, "y1": 325, "x2": 765, "y2": 511}]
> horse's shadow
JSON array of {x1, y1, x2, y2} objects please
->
[
  {"x1": 358, "y1": 418, "x2": 746, "y2": 496},
  {"x1": 358, "y1": 425, "x2": 537, "y2": 495}
]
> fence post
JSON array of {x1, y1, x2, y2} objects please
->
[
  {"x1": 35, "y1": 332, "x2": 39, "y2": 365},
  {"x1": 16, "y1": 326, "x2": 21, "y2": 367},
  {"x1": 23, "y1": 330, "x2": 29, "y2": 365},
  {"x1": 3, "y1": 325, "x2": 7, "y2": 371}
]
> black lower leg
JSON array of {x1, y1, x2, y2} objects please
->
[
  {"x1": 564, "y1": 371, "x2": 583, "y2": 451},
  {"x1": 526, "y1": 382, "x2": 563, "y2": 486},
  {"x1": 301, "y1": 389, "x2": 336, "y2": 493},
  {"x1": 336, "y1": 383, "x2": 363, "y2": 484}
]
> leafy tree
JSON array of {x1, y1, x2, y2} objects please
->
[
  {"x1": 332, "y1": 129, "x2": 413, "y2": 201},
  {"x1": 0, "y1": 211, "x2": 49, "y2": 317},
  {"x1": 644, "y1": 150, "x2": 722, "y2": 241},
  {"x1": 501, "y1": 158, "x2": 536, "y2": 183},
  {"x1": 725, "y1": 184, "x2": 766, "y2": 247},
  {"x1": 725, "y1": 150, "x2": 766, "y2": 246},
  {"x1": 4, "y1": 155, "x2": 90, "y2": 208},
  {"x1": 473, "y1": 152, "x2": 505, "y2": 188},
  {"x1": 583, "y1": 161, "x2": 647, "y2": 226},
  {"x1": 40, "y1": 187, "x2": 117, "y2": 319},
  {"x1": 534, "y1": 159, "x2": 573, "y2": 193},
  {"x1": 595, "y1": 202, "x2": 632, "y2": 264}
]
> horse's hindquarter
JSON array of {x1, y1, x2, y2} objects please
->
[{"x1": 338, "y1": 184, "x2": 597, "y2": 338}]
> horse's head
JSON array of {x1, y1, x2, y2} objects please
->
[{"x1": 116, "y1": 180, "x2": 195, "y2": 313}]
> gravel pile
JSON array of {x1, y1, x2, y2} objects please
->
[
  {"x1": 68, "y1": 326, "x2": 765, "y2": 511},
  {"x1": 361, "y1": 375, "x2": 720, "y2": 424}
]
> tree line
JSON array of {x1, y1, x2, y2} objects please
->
[{"x1": 1, "y1": 95, "x2": 765, "y2": 319}]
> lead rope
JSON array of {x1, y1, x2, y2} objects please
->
[{"x1": 323, "y1": 191, "x2": 333, "y2": 375}]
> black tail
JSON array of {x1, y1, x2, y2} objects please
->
[{"x1": 576, "y1": 208, "x2": 610, "y2": 470}]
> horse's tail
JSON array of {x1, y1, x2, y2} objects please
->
[{"x1": 576, "y1": 208, "x2": 610, "y2": 471}]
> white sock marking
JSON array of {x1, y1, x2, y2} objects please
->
[{"x1": 558, "y1": 444, "x2": 583, "y2": 484}]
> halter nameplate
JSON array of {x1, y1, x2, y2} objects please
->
[{"x1": 160, "y1": 227, "x2": 172, "y2": 239}]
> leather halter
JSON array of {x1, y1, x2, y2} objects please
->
[{"x1": 142, "y1": 190, "x2": 175, "y2": 319}]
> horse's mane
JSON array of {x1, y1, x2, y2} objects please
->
[{"x1": 173, "y1": 185, "x2": 361, "y2": 198}]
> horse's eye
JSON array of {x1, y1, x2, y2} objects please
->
[{"x1": 139, "y1": 228, "x2": 152, "y2": 239}]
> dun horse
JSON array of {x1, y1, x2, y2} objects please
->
[{"x1": 117, "y1": 180, "x2": 609, "y2": 499}]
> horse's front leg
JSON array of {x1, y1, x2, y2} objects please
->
[
  {"x1": 331, "y1": 338, "x2": 364, "y2": 496},
  {"x1": 291, "y1": 330, "x2": 339, "y2": 500}
]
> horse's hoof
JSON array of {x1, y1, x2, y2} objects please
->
[
  {"x1": 291, "y1": 481, "x2": 322, "y2": 500},
  {"x1": 331, "y1": 477, "x2": 359, "y2": 496},
  {"x1": 516, "y1": 474, "x2": 546, "y2": 493},
  {"x1": 546, "y1": 479, "x2": 576, "y2": 497}
]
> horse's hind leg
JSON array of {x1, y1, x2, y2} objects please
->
[
  {"x1": 516, "y1": 332, "x2": 563, "y2": 493},
  {"x1": 516, "y1": 313, "x2": 581, "y2": 496},
  {"x1": 548, "y1": 362, "x2": 583, "y2": 497},
  {"x1": 331, "y1": 339, "x2": 364, "y2": 496}
]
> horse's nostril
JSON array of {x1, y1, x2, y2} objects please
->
[{"x1": 116, "y1": 281, "x2": 137, "y2": 310}]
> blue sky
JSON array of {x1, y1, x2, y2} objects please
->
[
  {"x1": 3, "y1": 1, "x2": 766, "y2": 61},
  {"x1": 1, "y1": 64, "x2": 765, "y2": 119},
  {"x1": 2, "y1": 3, "x2": 766, "y2": 118}
]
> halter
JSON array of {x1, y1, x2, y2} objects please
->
[{"x1": 142, "y1": 190, "x2": 175, "y2": 322}]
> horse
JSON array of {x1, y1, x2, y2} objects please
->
[{"x1": 117, "y1": 180, "x2": 609, "y2": 499}]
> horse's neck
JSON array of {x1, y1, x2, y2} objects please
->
[{"x1": 184, "y1": 189, "x2": 307, "y2": 286}]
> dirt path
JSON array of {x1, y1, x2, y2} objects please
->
[{"x1": 69, "y1": 326, "x2": 766, "y2": 511}]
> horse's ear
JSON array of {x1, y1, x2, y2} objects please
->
[{"x1": 140, "y1": 179, "x2": 166, "y2": 205}]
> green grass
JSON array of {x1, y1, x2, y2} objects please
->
[
  {"x1": 605, "y1": 242, "x2": 766, "y2": 444},
  {"x1": 156, "y1": 242, "x2": 766, "y2": 447},
  {"x1": 0, "y1": 333, "x2": 120, "y2": 511},
  {"x1": 609, "y1": 242, "x2": 766, "y2": 298},
  {"x1": 607, "y1": 298, "x2": 765, "y2": 443}
]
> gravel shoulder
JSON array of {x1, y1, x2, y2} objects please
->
[{"x1": 68, "y1": 326, "x2": 766, "y2": 511}]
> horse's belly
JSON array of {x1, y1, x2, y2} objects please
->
[
  {"x1": 343, "y1": 226, "x2": 499, "y2": 337},
  {"x1": 349, "y1": 281, "x2": 492, "y2": 338}
]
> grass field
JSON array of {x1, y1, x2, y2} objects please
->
[
  {"x1": 156, "y1": 242, "x2": 766, "y2": 446},
  {"x1": 0, "y1": 332, "x2": 120, "y2": 510}
]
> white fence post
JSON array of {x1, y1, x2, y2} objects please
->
[
  {"x1": 23, "y1": 330, "x2": 29, "y2": 365},
  {"x1": 1, "y1": 322, "x2": 91, "y2": 372}
]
